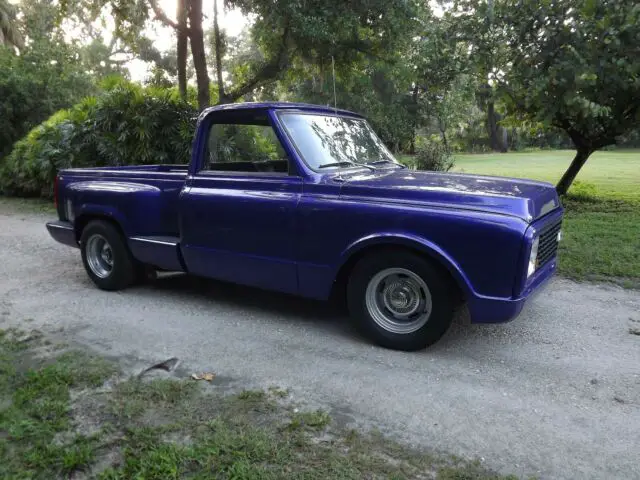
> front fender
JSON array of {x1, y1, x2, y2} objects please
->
[{"x1": 338, "y1": 232, "x2": 475, "y2": 298}]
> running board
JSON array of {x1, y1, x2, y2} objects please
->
[{"x1": 128, "y1": 236, "x2": 185, "y2": 272}]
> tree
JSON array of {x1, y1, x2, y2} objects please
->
[
  {"x1": 67, "y1": 0, "x2": 418, "y2": 110},
  {"x1": 278, "y1": 57, "x2": 418, "y2": 151},
  {"x1": 449, "y1": 0, "x2": 511, "y2": 152},
  {"x1": 413, "y1": 10, "x2": 475, "y2": 150},
  {"x1": 176, "y1": 0, "x2": 188, "y2": 100},
  {"x1": 0, "y1": 0, "x2": 23, "y2": 48},
  {"x1": 500, "y1": 0, "x2": 640, "y2": 194},
  {"x1": 0, "y1": 0, "x2": 100, "y2": 160}
]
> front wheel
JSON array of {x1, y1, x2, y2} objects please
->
[
  {"x1": 347, "y1": 251, "x2": 454, "y2": 351},
  {"x1": 80, "y1": 220, "x2": 137, "y2": 291}
]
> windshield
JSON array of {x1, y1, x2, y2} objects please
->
[{"x1": 278, "y1": 113, "x2": 399, "y2": 170}]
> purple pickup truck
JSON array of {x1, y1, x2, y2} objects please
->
[{"x1": 46, "y1": 102, "x2": 563, "y2": 350}]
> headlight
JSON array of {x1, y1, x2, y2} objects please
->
[{"x1": 527, "y1": 236, "x2": 539, "y2": 278}]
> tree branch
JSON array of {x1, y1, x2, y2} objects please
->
[
  {"x1": 148, "y1": 0, "x2": 191, "y2": 34},
  {"x1": 224, "y1": 24, "x2": 291, "y2": 103}
]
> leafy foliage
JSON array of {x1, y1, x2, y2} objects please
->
[
  {"x1": 278, "y1": 59, "x2": 417, "y2": 151},
  {"x1": 0, "y1": 46, "x2": 95, "y2": 160},
  {"x1": 0, "y1": 82, "x2": 196, "y2": 197},
  {"x1": 0, "y1": 0, "x2": 23, "y2": 48},
  {"x1": 498, "y1": 0, "x2": 640, "y2": 192},
  {"x1": 413, "y1": 142, "x2": 456, "y2": 172},
  {"x1": 502, "y1": 0, "x2": 640, "y2": 146}
]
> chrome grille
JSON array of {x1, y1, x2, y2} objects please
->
[{"x1": 537, "y1": 220, "x2": 562, "y2": 268}]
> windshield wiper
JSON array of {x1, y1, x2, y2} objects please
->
[
  {"x1": 319, "y1": 161, "x2": 376, "y2": 171},
  {"x1": 369, "y1": 159, "x2": 406, "y2": 169}
]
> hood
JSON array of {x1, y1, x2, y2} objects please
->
[{"x1": 339, "y1": 169, "x2": 560, "y2": 222}]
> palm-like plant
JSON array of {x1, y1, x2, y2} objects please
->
[
  {"x1": 1, "y1": 81, "x2": 198, "y2": 197},
  {"x1": 0, "y1": 0, "x2": 24, "y2": 49}
]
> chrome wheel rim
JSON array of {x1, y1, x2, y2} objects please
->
[
  {"x1": 86, "y1": 234, "x2": 114, "y2": 279},
  {"x1": 365, "y1": 268, "x2": 432, "y2": 334}
]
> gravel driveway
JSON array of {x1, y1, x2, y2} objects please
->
[{"x1": 1, "y1": 206, "x2": 639, "y2": 480}]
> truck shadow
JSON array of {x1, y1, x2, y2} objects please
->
[
  {"x1": 131, "y1": 272, "x2": 500, "y2": 352},
  {"x1": 138, "y1": 273, "x2": 368, "y2": 344}
]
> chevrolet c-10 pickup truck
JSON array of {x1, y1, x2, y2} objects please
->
[{"x1": 46, "y1": 102, "x2": 563, "y2": 351}]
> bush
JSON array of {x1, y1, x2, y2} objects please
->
[
  {"x1": 0, "y1": 82, "x2": 197, "y2": 197},
  {"x1": 413, "y1": 142, "x2": 455, "y2": 172}
]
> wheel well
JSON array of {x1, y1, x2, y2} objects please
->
[
  {"x1": 331, "y1": 244, "x2": 466, "y2": 308},
  {"x1": 74, "y1": 215, "x2": 125, "y2": 242}
]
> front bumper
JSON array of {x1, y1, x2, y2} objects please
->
[
  {"x1": 46, "y1": 220, "x2": 78, "y2": 248},
  {"x1": 467, "y1": 256, "x2": 557, "y2": 324}
]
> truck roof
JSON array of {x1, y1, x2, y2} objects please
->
[{"x1": 201, "y1": 101, "x2": 364, "y2": 119}]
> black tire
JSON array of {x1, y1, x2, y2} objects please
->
[
  {"x1": 347, "y1": 250, "x2": 454, "y2": 351},
  {"x1": 80, "y1": 220, "x2": 137, "y2": 291}
]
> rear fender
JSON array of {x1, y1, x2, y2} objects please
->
[
  {"x1": 66, "y1": 181, "x2": 162, "y2": 237},
  {"x1": 74, "y1": 204, "x2": 129, "y2": 238}
]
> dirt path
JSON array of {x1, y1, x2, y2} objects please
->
[{"x1": 1, "y1": 207, "x2": 639, "y2": 479}]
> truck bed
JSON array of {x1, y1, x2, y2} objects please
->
[{"x1": 58, "y1": 164, "x2": 189, "y2": 238}]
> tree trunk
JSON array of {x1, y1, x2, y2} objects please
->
[
  {"x1": 176, "y1": 0, "x2": 188, "y2": 101},
  {"x1": 188, "y1": 0, "x2": 210, "y2": 110},
  {"x1": 438, "y1": 118, "x2": 449, "y2": 150},
  {"x1": 441, "y1": 130, "x2": 449, "y2": 150},
  {"x1": 409, "y1": 83, "x2": 419, "y2": 154},
  {"x1": 500, "y1": 126, "x2": 508, "y2": 151},
  {"x1": 487, "y1": 100, "x2": 501, "y2": 151},
  {"x1": 213, "y1": 0, "x2": 226, "y2": 104},
  {"x1": 556, "y1": 148, "x2": 593, "y2": 195}
]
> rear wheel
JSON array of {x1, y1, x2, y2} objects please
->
[
  {"x1": 80, "y1": 220, "x2": 137, "y2": 291},
  {"x1": 347, "y1": 250, "x2": 454, "y2": 351}
]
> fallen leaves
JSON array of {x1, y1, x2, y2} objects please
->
[{"x1": 191, "y1": 372, "x2": 216, "y2": 382}]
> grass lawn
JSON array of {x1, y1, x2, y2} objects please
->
[
  {"x1": 0, "y1": 327, "x2": 517, "y2": 479},
  {"x1": 453, "y1": 149, "x2": 640, "y2": 201},
  {"x1": 402, "y1": 149, "x2": 640, "y2": 286}
]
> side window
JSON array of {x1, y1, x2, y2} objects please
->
[{"x1": 204, "y1": 121, "x2": 290, "y2": 175}]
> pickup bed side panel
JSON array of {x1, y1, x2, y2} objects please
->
[
  {"x1": 60, "y1": 172, "x2": 187, "y2": 271},
  {"x1": 62, "y1": 174, "x2": 186, "y2": 237},
  {"x1": 296, "y1": 183, "x2": 528, "y2": 303}
]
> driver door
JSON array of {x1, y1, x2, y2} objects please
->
[{"x1": 180, "y1": 112, "x2": 302, "y2": 294}]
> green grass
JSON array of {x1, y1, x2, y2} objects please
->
[
  {"x1": 0, "y1": 328, "x2": 518, "y2": 480},
  {"x1": 452, "y1": 149, "x2": 640, "y2": 201},
  {"x1": 400, "y1": 149, "x2": 640, "y2": 286},
  {"x1": 0, "y1": 330, "x2": 116, "y2": 478},
  {"x1": 288, "y1": 408, "x2": 332, "y2": 431}
]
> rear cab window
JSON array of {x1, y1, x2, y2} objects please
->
[{"x1": 203, "y1": 112, "x2": 291, "y2": 175}]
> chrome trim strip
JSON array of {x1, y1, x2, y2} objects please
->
[
  {"x1": 47, "y1": 222, "x2": 74, "y2": 231},
  {"x1": 129, "y1": 237, "x2": 178, "y2": 247}
]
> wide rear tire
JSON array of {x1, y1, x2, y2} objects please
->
[
  {"x1": 80, "y1": 220, "x2": 137, "y2": 291},
  {"x1": 347, "y1": 250, "x2": 454, "y2": 351}
]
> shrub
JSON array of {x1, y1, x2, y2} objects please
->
[
  {"x1": 564, "y1": 180, "x2": 599, "y2": 203},
  {"x1": 413, "y1": 142, "x2": 455, "y2": 172},
  {"x1": 0, "y1": 82, "x2": 197, "y2": 197}
]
